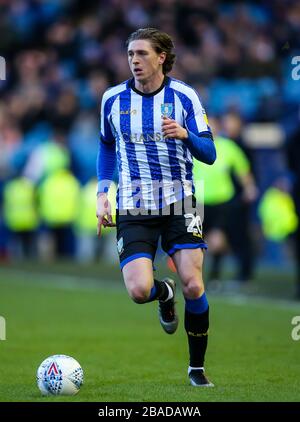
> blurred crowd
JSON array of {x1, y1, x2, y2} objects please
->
[{"x1": 0, "y1": 0, "x2": 300, "y2": 293}]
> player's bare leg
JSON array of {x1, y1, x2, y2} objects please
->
[
  {"x1": 122, "y1": 257, "x2": 178, "y2": 333},
  {"x1": 173, "y1": 248, "x2": 214, "y2": 387}
]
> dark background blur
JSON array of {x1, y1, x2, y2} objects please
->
[{"x1": 0, "y1": 0, "x2": 299, "y2": 292}]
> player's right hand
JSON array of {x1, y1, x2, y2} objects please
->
[{"x1": 96, "y1": 193, "x2": 116, "y2": 238}]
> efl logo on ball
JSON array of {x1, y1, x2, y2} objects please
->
[{"x1": 37, "y1": 354, "x2": 83, "y2": 395}]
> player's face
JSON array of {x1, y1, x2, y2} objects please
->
[{"x1": 127, "y1": 39, "x2": 166, "y2": 83}]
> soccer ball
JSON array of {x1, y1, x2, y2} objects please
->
[{"x1": 37, "y1": 354, "x2": 84, "y2": 396}]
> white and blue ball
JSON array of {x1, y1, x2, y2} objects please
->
[{"x1": 37, "y1": 354, "x2": 83, "y2": 396}]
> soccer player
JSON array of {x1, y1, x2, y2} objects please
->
[{"x1": 96, "y1": 28, "x2": 216, "y2": 387}]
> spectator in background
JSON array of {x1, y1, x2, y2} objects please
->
[
  {"x1": 69, "y1": 112, "x2": 99, "y2": 184},
  {"x1": 0, "y1": 105, "x2": 24, "y2": 261},
  {"x1": 221, "y1": 112, "x2": 253, "y2": 163},
  {"x1": 38, "y1": 168, "x2": 80, "y2": 259},
  {"x1": 258, "y1": 176, "x2": 298, "y2": 245},
  {"x1": 222, "y1": 112, "x2": 258, "y2": 281},
  {"x1": 287, "y1": 128, "x2": 300, "y2": 299},
  {"x1": 21, "y1": 127, "x2": 79, "y2": 260},
  {"x1": 3, "y1": 175, "x2": 39, "y2": 259},
  {"x1": 23, "y1": 129, "x2": 70, "y2": 183},
  {"x1": 193, "y1": 117, "x2": 257, "y2": 287}
]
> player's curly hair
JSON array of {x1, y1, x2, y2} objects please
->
[{"x1": 126, "y1": 28, "x2": 176, "y2": 74}]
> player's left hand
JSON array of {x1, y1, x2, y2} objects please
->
[{"x1": 162, "y1": 116, "x2": 188, "y2": 140}]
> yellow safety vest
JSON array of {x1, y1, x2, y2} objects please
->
[
  {"x1": 39, "y1": 170, "x2": 80, "y2": 226},
  {"x1": 3, "y1": 177, "x2": 39, "y2": 231},
  {"x1": 258, "y1": 187, "x2": 298, "y2": 241},
  {"x1": 193, "y1": 136, "x2": 250, "y2": 205}
]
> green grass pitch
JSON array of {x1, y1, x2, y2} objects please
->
[{"x1": 0, "y1": 264, "x2": 300, "y2": 402}]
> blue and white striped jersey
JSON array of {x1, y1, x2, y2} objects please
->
[{"x1": 100, "y1": 77, "x2": 211, "y2": 210}]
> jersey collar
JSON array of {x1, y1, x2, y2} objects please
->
[{"x1": 129, "y1": 76, "x2": 169, "y2": 97}]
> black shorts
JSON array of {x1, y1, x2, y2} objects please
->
[{"x1": 116, "y1": 196, "x2": 207, "y2": 270}]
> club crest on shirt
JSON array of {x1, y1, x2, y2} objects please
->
[{"x1": 161, "y1": 103, "x2": 173, "y2": 118}]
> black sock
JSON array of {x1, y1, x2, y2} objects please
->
[
  {"x1": 144, "y1": 279, "x2": 170, "y2": 303},
  {"x1": 184, "y1": 307, "x2": 209, "y2": 367}
]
